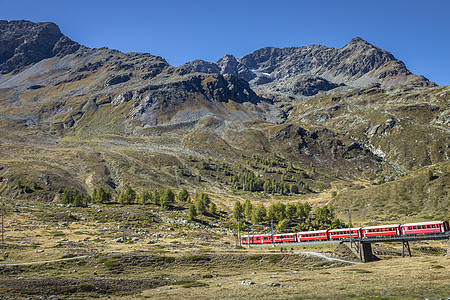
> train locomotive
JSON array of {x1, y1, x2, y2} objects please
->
[{"x1": 241, "y1": 220, "x2": 449, "y2": 245}]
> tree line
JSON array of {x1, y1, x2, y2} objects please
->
[
  {"x1": 59, "y1": 186, "x2": 217, "y2": 221},
  {"x1": 232, "y1": 199, "x2": 343, "y2": 232}
]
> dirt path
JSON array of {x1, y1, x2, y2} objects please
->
[
  {"x1": 302, "y1": 251, "x2": 363, "y2": 264},
  {"x1": 0, "y1": 255, "x2": 88, "y2": 266}
]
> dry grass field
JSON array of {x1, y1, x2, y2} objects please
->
[{"x1": 0, "y1": 201, "x2": 448, "y2": 299}]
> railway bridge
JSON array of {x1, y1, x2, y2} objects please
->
[{"x1": 247, "y1": 232, "x2": 450, "y2": 263}]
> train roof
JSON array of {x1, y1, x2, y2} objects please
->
[
  {"x1": 241, "y1": 234, "x2": 272, "y2": 238},
  {"x1": 329, "y1": 227, "x2": 361, "y2": 232},
  {"x1": 298, "y1": 230, "x2": 328, "y2": 234},
  {"x1": 274, "y1": 232, "x2": 296, "y2": 236},
  {"x1": 401, "y1": 221, "x2": 445, "y2": 226},
  {"x1": 362, "y1": 224, "x2": 401, "y2": 230}
]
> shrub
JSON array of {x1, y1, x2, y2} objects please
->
[
  {"x1": 103, "y1": 259, "x2": 120, "y2": 270},
  {"x1": 169, "y1": 280, "x2": 195, "y2": 286},
  {"x1": 268, "y1": 254, "x2": 282, "y2": 263},
  {"x1": 185, "y1": 255, "x2": 210, "y2": 262},
  {"x1": 248, "y1": 254, "x2": 262, "y2": 261},
  {"x1": 182, "y1": 282, "x2": 208, "y2": 288},
  {"x1": 79, "y1": 284, "x2": 96, "y2": 292},
  {"x1": 97, "y1": 257, "x2": 108, "y2": 264},
  {"x1": 164, "y1": 256, "x2": 175, "y2": 263},
  {"x1": 98, "y1": 257, "x2": 120, "y2": 270}
]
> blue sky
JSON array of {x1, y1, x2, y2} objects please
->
[{"x1": 1, "y1": 0, "x2": 449, "y2": 85}]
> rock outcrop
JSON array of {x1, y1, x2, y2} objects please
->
[{"x1": 0, "y1": 20, "x2": 81, "y2": 74}]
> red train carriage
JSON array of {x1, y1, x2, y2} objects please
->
[
  {"x1": 242, "y1": 234, "x2": 273, "y2": 245},
  {"x1": 329, "y1": 228, "x2": 362, "y2": 240},
  {"x1": 362, "y1": 224, "x2": 401, "y2": 238},
  {"x1": 401, "y1": 221, "x2": 449, "y2": 235},
  {"x1": 298, "y1": 230, "x2": 329, "y2": 242},
  {"x1": 273, "y1": 233, "x2": 297, "y2": 243}
]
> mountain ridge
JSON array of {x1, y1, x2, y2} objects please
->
[{"x1": 181, "y1": 37, "x2": 436, "y2": 97}]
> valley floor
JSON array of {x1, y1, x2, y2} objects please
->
[{"x1": 0, "y1": 201, "x2": 448, "y2": 299}]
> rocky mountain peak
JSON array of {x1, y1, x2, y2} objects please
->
[
  {"x1": 217, "y1": 54, "x2": 239, "y2": 75},
  {"x1": 345, "y1": 36, "x2": 372, "y2": 47},
  {"x1": 179, "y1": 59, "x2": 220, "y2": 74},
  {"x1": 0, "y1": 19, "x2": 80, "y2": 74}
]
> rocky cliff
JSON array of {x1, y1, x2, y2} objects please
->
[{"x1": 0, "y1": 20, "x2": 81, "y2": 74}]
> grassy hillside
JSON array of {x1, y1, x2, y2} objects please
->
[{"x1": 331, "y1": 161, "x2": 450, "y2": 223}]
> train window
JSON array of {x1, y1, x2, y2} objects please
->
[
  {"x1": 408, "y1": 227, "x2": 412, "y2": 230},
  {"x1": 432, "y1": 225, "x2": 436, "y2": 228},
  {"x1": 256, "y1": 237, "x2": 260, "y2": 241}
]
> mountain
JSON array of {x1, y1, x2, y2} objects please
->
[
  {"x1": 181, "y1": 37, "x2": 436, "y2": 99},
  {"x1": 0, "y1": 20, "x2": 278, "y2": 136},
  {"x1": 0, "y1": 20, "x2": 448, "y2": 221},
  {"x1": 0, "y1": 20, "x2": 81, "y2": 74}
]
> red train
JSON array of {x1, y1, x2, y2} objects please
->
[{"x1": 241, "y1": 220, "x2": 449, "y2": 245}]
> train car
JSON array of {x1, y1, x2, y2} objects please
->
[
  {"x1": 401, "y1": 221, "x2": 449, "y2": 235},
  {"x1": 241, "y1": 234, "x2": 273, "y2": 245},
  {"x1": 298, "y1": 230, "x2": 329, "y2": 242},
  {"x1": 362, "y1": 224, "x2": 401, "y2": 238},
  {"x1": 329, "y1": 227, "x2": 362, "y2": 240},
  {"x1": 273, "y1": 233, "x2": 297, "y2": 243}
]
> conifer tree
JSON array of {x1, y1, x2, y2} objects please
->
[
  {"x1": 243, "y1": 199, "x2": 253, "y2": 221},
  {"x1": 232, "y1": 200, "x2": 243, "y2": 221},
  {"x1": 188, "y1": 204, "x2": 197, "y2": 220},
  {"x1": 178, "y1": 188, "x2": 190, "y2": 203},
  {"x1": 251, "y1": 204, "x2": 266, "y2": 224}
]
